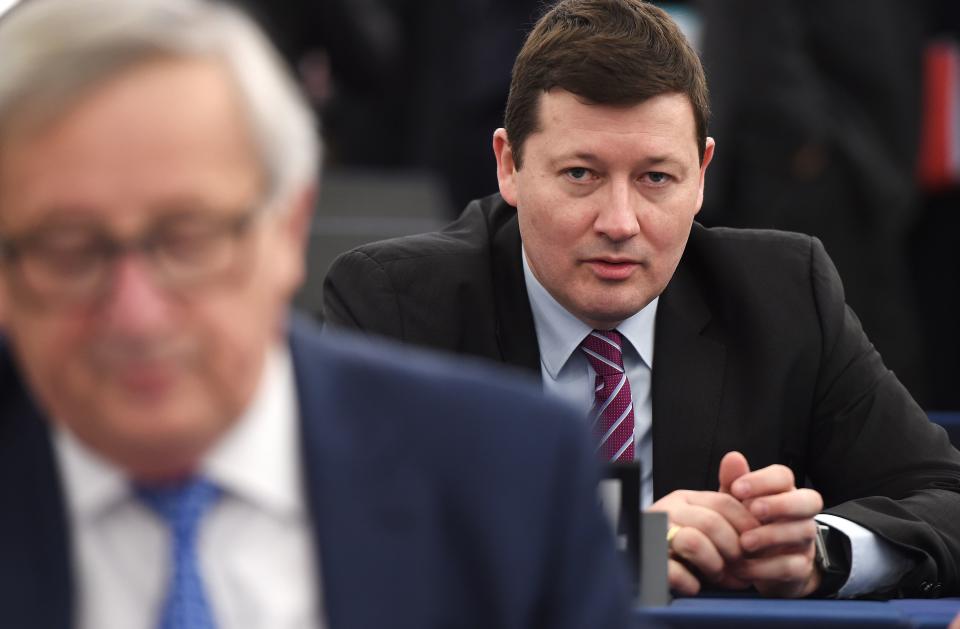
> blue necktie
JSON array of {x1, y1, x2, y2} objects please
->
[{"x1": 136, "y1": 476, "x2": 222, "y2": 629}]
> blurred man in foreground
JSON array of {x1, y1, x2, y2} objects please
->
[
  {"x1": 324, "y1": 0, "x2": 960, "y2": 600},
  {"x1": 0, "y1": 1, "x2": 631, "y2": 627}
]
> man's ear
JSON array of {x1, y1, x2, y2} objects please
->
[
  {"x1": 694, "y1": 137, "x2": 716, "y2": 215},
  {"x1": 288, "y1": 183, "x2": 315, "y2": 248},
  {"x1": 493, "y1": 128, "x2": 519, "y2": 206},
  {"x1": 278, "y1": 183, "x2": 317, "y2": 291}
]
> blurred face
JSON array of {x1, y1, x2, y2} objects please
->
[
  {"x1": 494, "y1": 89, "x2": 714, "y2": 329},
  {"x1": 0, "y1": 58, "x2": 310, "y2": 480}
]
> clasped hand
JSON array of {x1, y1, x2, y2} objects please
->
[{"x1": 648, "y1": 451, "x2": 824, "y2": 597}]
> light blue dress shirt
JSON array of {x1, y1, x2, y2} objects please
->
[
  {"x1": 520, "y1": 245, "x2": 912, "y2": 597},
  {"x1": 521, "y1": 247, "x2": 657, "y2": 505}
]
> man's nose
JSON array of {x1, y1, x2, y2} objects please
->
[
  {"x1": 594, "y1": 180, "x2": 642, "y2": 242},
  {"x1": 98, "y1": 254, "x2": 174, "y2": 331}
]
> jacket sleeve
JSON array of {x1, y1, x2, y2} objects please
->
[{"x1": 807, "y1": 236, "x2": 960, "y2": 598}]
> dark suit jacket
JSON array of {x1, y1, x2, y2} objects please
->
[
  {"x1": 323, "y1": 193, "x2": 960, "y2": 598},
  {"x1": 0, "y1": 314, "x2": 631, "y2": 628}
]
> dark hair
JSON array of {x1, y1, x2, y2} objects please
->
[{"x1": 504, "y1": 0, "x2": 709, "y2": 167}]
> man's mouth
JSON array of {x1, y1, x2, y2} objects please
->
[
  {"x1": 584, "y1": 258, "x2": 642, "y2": 280},
  {"x1": 94, "y1": 343, "x2": 190, "y2": 399},
  {"x1": 113, "y1": 361, "x2": 178, "y2": 399}
]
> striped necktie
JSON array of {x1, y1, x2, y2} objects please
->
[
  {"x1": 580, "y1": 329, "x2": 635, "y2": 462},
  {"x1": 136, "y1": 476, "x2": 222, "y2": 629}
]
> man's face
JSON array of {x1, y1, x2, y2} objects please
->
[
  {"x1": 494, "y1": 89, "x2": 714, "y2": 329},
  {"x1": 0, "y1": 58, "x2": 310, "y2": 479}
]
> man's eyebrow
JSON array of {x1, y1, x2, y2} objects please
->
[
  {"x1": 6, "y1": 206, "x2": 102, "y2": 232},
  {"x1": 549, "y1": 152, "x2": 690, "y2": 170},
  {"x1": 645, "y1": 154, "x2": 686, "y2": 168},
  {"x1": 550, "y1": 151, "x2": 604, "y2": 165}
]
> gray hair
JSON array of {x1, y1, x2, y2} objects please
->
[{"x1": 0, "y1": 0, "x2": 320, "y2": 209}]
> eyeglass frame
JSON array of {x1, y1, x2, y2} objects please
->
[{"x1": 0, "y1": 206, "x2": 265, "y2": 308}]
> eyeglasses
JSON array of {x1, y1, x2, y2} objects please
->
[{"x1": 0, "y1": 209, "x2": 260, "y2": 307}]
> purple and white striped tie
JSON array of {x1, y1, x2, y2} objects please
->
[{"x1": 580, "y1": 329, "x2": 635, "y2": 462}]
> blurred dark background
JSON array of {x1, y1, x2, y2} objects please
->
[{"x1": 235, "y1": 0, "x2": 960, "y2": 410}]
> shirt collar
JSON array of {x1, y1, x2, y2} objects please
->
[
  {"x1": 54, "y1": 423, "x2": 128, "y2": 523},
  {"x1": 522, "y1": 245, "x2": 658, "y2": 378},
  {"x1": 203, "y1": 345, "x2": 304, "y2": 516},
  {"x1": 54, "y1": 344, "x2": 304, "y2": 523}
]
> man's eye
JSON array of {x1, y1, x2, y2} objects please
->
[
  {"x1": 157, "y1": 227, "x2": 220, "y2": 258},
  {"x1": 646, "y1": 172, "x2": 670, "y2": 184},
  {"x1": 565, "y1": 167, "x2": 592, "y2": 181},
  {"x1": 33, "y1": 240, "x2": 102, "y2": 274}
]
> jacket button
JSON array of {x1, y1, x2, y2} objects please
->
[{"x1": 918, "y1": 581, "x2": 942, "y2": 597}]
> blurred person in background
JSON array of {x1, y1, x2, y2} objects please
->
[
  {"x1": 912, "y1": 0, "x2": 960, "y2": 410},
  {"x1": 238, "y1": 0, "x2": 542, "y2": 213},
  {"x1": 696, "y1": 0, "x2": 928, "y2": 403},
  {"x1": 0, "y1": 1, "x2": 633, "y2": 627}
]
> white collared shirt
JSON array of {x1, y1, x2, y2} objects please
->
[
  {"x1": 54, "y1": 346, "x2": 325, "y2": 629},
  {"x1": 520, "y1": 245, "x2": 912, "y2": 597}
]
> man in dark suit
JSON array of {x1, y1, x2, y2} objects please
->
[
  {"x1": 324, "y1": 0, "x2": 960, "y2": 601},
  {"x1": 0, "y1": 1, "x2": 631, "y2": 627}
]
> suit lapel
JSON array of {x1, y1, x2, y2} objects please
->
[
  {"x1": 489, "y1": 202, "x2": 541, "y2": 375},
  {"x1": 0, "y1": 350, "x2": 72, "y2": 629},
  {"x1": 290, "y1": 319, "x2": 436, "y2": 629},
  {"x1": 651, "y1": 254, "x2": 727, "y2": 498}
]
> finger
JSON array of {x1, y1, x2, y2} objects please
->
[
  {"x1": 710, "y1": 566, "x2": 753, "y2": 591},
  {"x1": 684, "y1": 491, "x2": 762, "y2": 534},
  {"x1": 749, "y1": 488, "x2": 823, "y2": 522},
  {"x1": 668, "y1": 558, "x2": 701, "y2": 596},
  {"x1": 670, "y1": 525, "x2": 727, "y2": 581},
  {"x1": 718, "y1": 450, "x2": 751, "y2": 494},
  {"x1": 735, "y1": 552, "x2": 818, "y2": 598},
  {"x1": 668, "y1": 505, "x2": 744, "y2": 562},
  {"x1": 744, "y1": 541, "x2": 816, "y2": 561},
  {"x1": 741, "y1": 519, "x2": 817, "y2": 555},
  {"x1": 730, "y1": 464, "x2": 795, "y2": 500}
]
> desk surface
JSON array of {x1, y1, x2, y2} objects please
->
[{"x1": 635, "y1": 597, "x2": 960, "y2": 629}]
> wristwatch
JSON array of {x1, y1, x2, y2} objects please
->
[{"x1": 813, "y1": 523, "x2": 851, "y2": 597}]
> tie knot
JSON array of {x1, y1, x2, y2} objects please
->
[
  {"x1": 135, "y1": 476, "x2": 221, "y2": 534},
  {"x1": 580, "y1": 329, "x2": 625, "y2": 377}
]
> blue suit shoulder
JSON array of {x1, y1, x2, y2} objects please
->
[
  {"x1": 290, "y1": 314, "x2": 591, "y2": 463},
  {"x1": 288, "y1": 315, "x2": 633, "y2": 629}
]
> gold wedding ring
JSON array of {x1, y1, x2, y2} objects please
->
[{"x1": 666, "y1": 524, "x2": 681, "y2": 546}]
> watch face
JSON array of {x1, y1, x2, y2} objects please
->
[
  {"x1": 813, "y1": 524, "x2": 850, "y2": 597},
  {"x1": 816, "y1": 524, "x2": 851, "y2": 575},
  {"x1": 814, "y1": 524, "x2": 832, "y2": 571}
]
